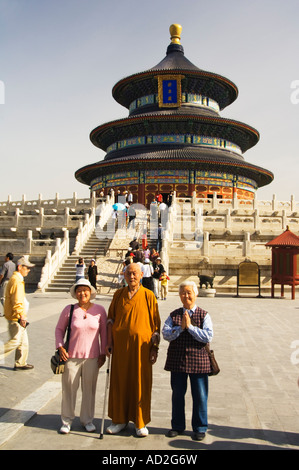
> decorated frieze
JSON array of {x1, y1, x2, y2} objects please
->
[
  {"x1": 195, "y1": 171, "x2": 257, "y2": 191},
  {"x1": 90, "y1": 168, "x2": 257, "y2": 194},
  {"x1": 129, "y1": 92, "x2": 219, "y2": 113},
  {"x1": 90, "y1": 170, "x2": 139, "y2": 188},
  {"x1": 106, "y1": 133, "x2": 242, "y2": 155},
  {"x1": 145, "y1": 169, "x2": 189, "y2": 184}
]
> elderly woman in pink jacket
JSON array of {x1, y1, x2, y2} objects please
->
[{"x1": 55, "y1": 279, "x2": 107, "y2": 434}]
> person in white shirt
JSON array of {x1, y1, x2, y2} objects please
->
[
  {"x1": 75, "y1": 258, "x2": 86, "y2": 282},
  {"x1": 141, "y1": 259, "x2": 154, "y2": 292}
]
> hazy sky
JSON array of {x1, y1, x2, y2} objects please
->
[{"x1": 1, "y1": 0, "x2": 299, "y2": 203}]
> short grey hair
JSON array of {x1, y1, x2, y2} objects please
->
[{"x1": 179, "y1": 281, "x2": 198, "y2": 296}]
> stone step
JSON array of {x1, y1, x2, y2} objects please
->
[
  {"x1": 54, "y1": 265, "x2": 80, "y2": 272},
  {"x1": 51, "y1": 277, "x2": 76, "y2": 284},
  {"x1": 45, "y1": 286, "x2": 72, "y2": 292}
]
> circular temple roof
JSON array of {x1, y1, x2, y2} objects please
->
[
  {"x1": 76, "y1": 24, "x2": 273, "y2": 192},
  {"x1": 90, "y1": 113, "x2": 259, "y2": 154},
  {"x1": 112, "y1": 25, "x2": 238, "y2": 111},
  {"x1": 75, "y1": 145, "x2": 273, "y2": 189}
]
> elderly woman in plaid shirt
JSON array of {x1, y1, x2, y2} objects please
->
[{"x1": 162, "y1": 281, "x2": 213, "y2": 441}]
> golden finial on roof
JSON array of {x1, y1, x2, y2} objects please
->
[{"x1": 169, "y1": 24, "x2": 182, "y2": 44}]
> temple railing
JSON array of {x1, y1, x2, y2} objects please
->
[
  {"x1": 175, "y1": 192, "x2": 299, "y2": 213},
  {"x1": 0, "y1": 192, "x2": 99, "y2": 212},
  {"x1": 37, "y1": 231, "x2": 70, "y2": 292},
  {"x1": 173, "y1": 192, "x2": 299, "y2": 235}
]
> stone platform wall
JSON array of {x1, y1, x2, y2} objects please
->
[{"x1": 163, "y1": 192, "x2": 299, "y2": 295}]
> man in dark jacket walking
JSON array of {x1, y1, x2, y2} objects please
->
[{"x1": 88, "y1": 259, "x2": 98, "y2": 290}]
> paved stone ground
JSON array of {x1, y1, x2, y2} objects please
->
[{"x1": 0, "y1": 289, "x2": 299, "y2": 452}]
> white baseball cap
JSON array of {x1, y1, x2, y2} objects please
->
[{"x1": 17, "y1": 256, "x2": 35, "y2": 268}]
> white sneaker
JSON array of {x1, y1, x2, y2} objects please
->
[
  {"x1": 136, "y1": 426, "x2": 149, "y2": 437},
  {"x1": 60, "y1": 423, "x2": 71, "y2": 434},
  {"x1": 85, "y1": 422, "x2": 96, "y2": 432},
  {"x1": 106, "y1": 422, "x2": 127, "y2": 434}
]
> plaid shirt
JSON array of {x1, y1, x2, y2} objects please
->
[{"x1": 164, "y1": 307, "x2": 211, "y2": 374}]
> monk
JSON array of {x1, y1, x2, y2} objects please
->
[{"x1": 105, "y1": 262, "x2": 160, "y2": 437}]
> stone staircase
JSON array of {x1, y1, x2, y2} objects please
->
[
  {"x1": 44, "y1": 230, "x2": 110, "y2": 293},
  {"x1": 43, "y1": 223, "x2": 138, "y2": 294}
]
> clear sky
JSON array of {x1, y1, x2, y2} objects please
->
[{"x1": 1, "y1": 0, "x2": 299, "y2": 203}]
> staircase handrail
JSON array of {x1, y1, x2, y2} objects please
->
[
  {"x1": 72, "y1": 209, "x2": 95, "y2": 255},
  {"x1": 37, "y1": 230, "x2": 69, "y2": 292}
]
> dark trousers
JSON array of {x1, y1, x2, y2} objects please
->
[{"x1": 170, "y1": 372, "x2": 208, "y2": 433}]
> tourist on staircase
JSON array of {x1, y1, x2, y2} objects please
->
[
  {"x1": 87, "y1": 259, "x2": 98, "y2": 290},
  {"x1": 75, "y1": 257, "x2": 86, "y2": 283},
  {"x1": 141, "y1": 259, "x2": 154, "y2": 293}
]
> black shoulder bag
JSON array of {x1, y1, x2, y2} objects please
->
[{"x1": 50, "y1": 304, "x2": 74, "y2": 375}]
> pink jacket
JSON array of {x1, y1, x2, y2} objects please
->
[{"x1": 55, "y1": 303, "x2": 107, "y2": 358}]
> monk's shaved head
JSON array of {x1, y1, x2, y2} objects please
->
[{"x1": 124, "y1": 262, "x2": 143, "y2": 290}]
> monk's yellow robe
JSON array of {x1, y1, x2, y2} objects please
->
[{"x1": 107, "y1": 285, "x2": 160, "y2": 429}]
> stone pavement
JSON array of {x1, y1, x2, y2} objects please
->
[{"x1": 0, "y1": 289, "x2": 299, "y2": 452}]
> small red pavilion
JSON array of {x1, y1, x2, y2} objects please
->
[{"x1": 266, "y1": 227, "x2": 299, "y2": 299}]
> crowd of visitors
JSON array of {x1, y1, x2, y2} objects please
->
[{"x1": 119, "y1": 237, "x2": 170, "y2": 300}]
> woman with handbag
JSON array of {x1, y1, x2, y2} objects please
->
[
  {"x1": 55, "y1": 278, "x2": 107, "y2": 434},
  {"x1": 162, "y1": 281, "x2": 213, "y2": 441}
]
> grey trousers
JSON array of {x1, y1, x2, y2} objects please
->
[
  {"x1": 61, "y1": 357, "x2": 99, "y2": 427},
  {"x1": 1, "y1": 321, "x2": 29, "y2": 367}
]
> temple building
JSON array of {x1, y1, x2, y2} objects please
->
[{"x1": 75, "y1": 24, "x2": 273, "y2": 207}]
